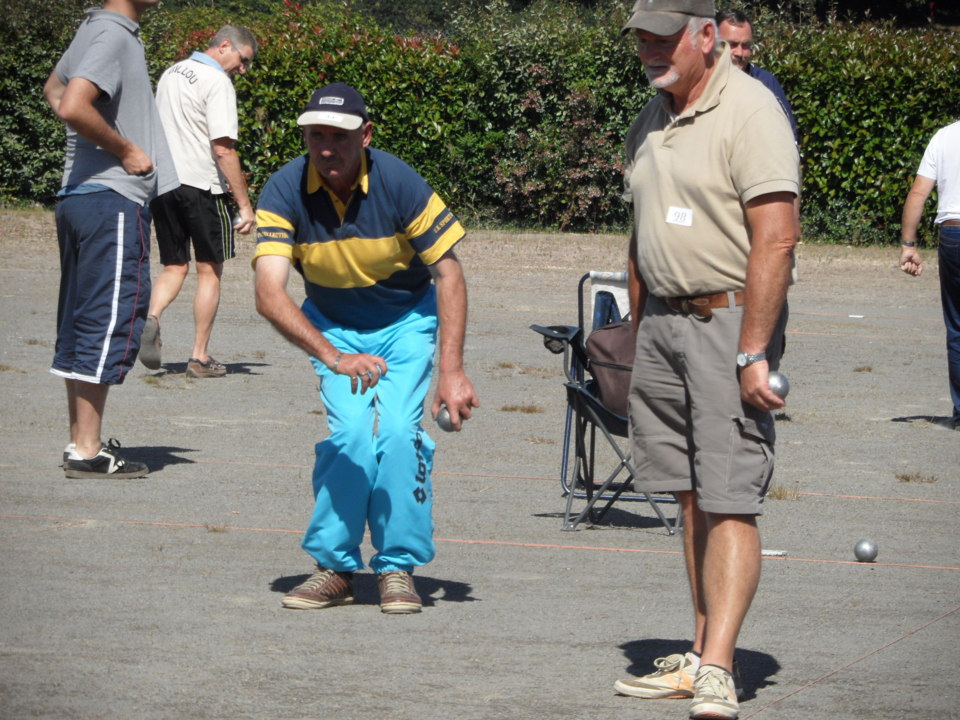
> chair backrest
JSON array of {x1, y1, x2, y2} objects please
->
[{"x1": 587, "y1": 271, "x2": 629, "y2": 331}]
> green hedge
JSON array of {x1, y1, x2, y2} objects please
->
[
  {"x1": 758, "y1": 18, "x2": 959, "y2": 245},
  {"x1": 2, "y1": 0, "x2": 958, "y2": 243}
]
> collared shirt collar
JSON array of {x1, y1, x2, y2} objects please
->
[
  {"x1": 657, "y1": 42, "x2": 732, "y2": 121},
  {"x1": 306, "y1": 149, "x2": 370, "y2": 197},
  {"x1": 189, "y1": 50, "x2": 226, "y2": 74}
]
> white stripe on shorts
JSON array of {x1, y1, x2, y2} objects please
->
[{"x1": 93, "y1": 211, "x2": 125, "y2": 383}]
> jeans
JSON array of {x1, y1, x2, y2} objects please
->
[{"x1": 938, "y1": 225, "x2": 960, "y2": 424}]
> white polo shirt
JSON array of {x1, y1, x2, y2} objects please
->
[{"x1": 156, "y1": 51, "x2": 238, "y2": 194}]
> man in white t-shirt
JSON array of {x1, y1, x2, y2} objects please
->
[
  {"x1": 899, "y1": 120, "x2": 960, "y2": 430},
  {"x1": 141, "y1": 26, "x2": 257, "y2": 378}
]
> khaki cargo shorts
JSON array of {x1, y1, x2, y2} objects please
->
[{"x1": 628, "y1": 295, "x2": 785, "y2": 515}]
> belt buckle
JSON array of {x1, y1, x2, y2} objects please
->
[{"x1": 684, "y1": 297, "x2": 712, "y2": 319}]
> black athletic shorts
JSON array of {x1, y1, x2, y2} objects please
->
[{"x1": 151, "y1": 184, "x2": 236, "y2": 265}]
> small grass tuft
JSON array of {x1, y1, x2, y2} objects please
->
[
  {"x1": 896, "y1": 472, "x2": 937, "y2": 484},
  {"x1": 767, "y1": 484, "x2": 801, "y2": 500},
  {"x1": 496, "y1": 361, "x2": 516, "y2": 370},
  {"x1": 141, "y1": 375, "x2": 183, "y2": 389},
  {"x1": 500, "y1": 404, "x2": 544, "y2": 414},
  {"x1": 0, "y1": 364, "x2": 26, "y2": 373},
  {"x1": 853, "y1": 365, "x2": 872, "y2": 373},
  {"x1": 520, "y1": 365, "x2": 557, "y2": 379},
  {"x1": 204, "y1": 524, "x2": 228, "y2": 533}
]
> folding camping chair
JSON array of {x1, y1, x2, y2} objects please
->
[{"x1": 531, "y1": 271, "x2": 681, "y2": 535}]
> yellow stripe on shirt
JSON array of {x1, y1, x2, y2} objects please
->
[
  {"x1": 256, "y1": 209, "x2": 295, "y2": 232},
  {"x1": 406, "y1": 193, "x2": 449, "y2": 241},
  {"x1": 420, "y1": 219, "x2": 466, "y2": 266},
  {"x1": 296, "y1": 235, "x2": 417, "y2": 289}
]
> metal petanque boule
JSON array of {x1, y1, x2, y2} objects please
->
[
  {"x1": 768, "y1": 370, "x2": 790, "y2": 399},
  {"x1": 854, "y1": 538, "x2": 878, "y2": 562},
  {"x1": 436, "y1": 405, "x2": 456, "y2": 432}
]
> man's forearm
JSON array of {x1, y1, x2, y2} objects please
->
[
  {"x1": 213, "y1": 141, "x2": 252, "y2": 213},
  {"x1": 435, "y1": 270, "x2": 467, "y2": 374},
  {"x1": 901, "y1": 192, "x2": 928, "y2": 245},
  {"x1": 255, "y1": 285, "x2": 339, "y2": 367},
  {"x1": 56, "y1": 76, "x2": 152, "y2": 175}
]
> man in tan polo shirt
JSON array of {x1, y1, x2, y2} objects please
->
[{"x1": 611, "y1": 2, "x2": 800, "y2": 719}]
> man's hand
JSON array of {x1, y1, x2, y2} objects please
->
[
  {"x1": 333, "y1": 352, "x2": 388, "y2": 395},
  {"x1": 232, "y1": 206, "x2": 256, "y2": 234},
  {"x1": 119, "y1": 145, "x2": 154, "y2": 176},
  {"x1": 738, "y1": 361, "x2": 785, "y2": 412},
  {"x1": 900, "y1": 246, "x2": 923, "y2": 277},
  {"x1": 431, "y1": 370, "x2": 480, "y2": 431}
]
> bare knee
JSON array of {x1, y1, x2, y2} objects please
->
[{"x1": 196, "y1": 261, "x2": 223, "y2": 281}]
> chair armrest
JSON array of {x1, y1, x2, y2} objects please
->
[{"x1": 530, "y1": 324, "x2": 580, "y2": 354}]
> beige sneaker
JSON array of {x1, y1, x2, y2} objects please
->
[
  {"x1": 689, "y1": 664, "x2": 739, "y2": 719},
  {"x1": 282, "y1": 566, "x2": 354, "y2": 609},
  {"x1": 377, "y1": 571, "x2": 422, "y2": 614},
  {"x1": 614, "y1": 652, "x2": 697, "y2": 699}
]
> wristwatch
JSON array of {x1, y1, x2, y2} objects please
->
[{"x1": 736, "y1": 351, "x2": 766, "y2": 368}]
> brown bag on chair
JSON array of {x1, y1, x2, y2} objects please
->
[{"x1": 584, "y1": 321, "x2": 635, "y2": 417}]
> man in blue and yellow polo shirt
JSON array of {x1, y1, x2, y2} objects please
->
[{"x1": 253, "y1": 83, "x2": 480, "y2": 614}]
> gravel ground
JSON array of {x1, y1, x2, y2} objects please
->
[{"x1": 0, "y1": 208, "x2": 957, "y2": 720}]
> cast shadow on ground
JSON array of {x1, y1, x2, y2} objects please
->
[
  {"x1": 891, "y1": 414, "x2": 957, "y2": 430},
  {"x1": 618, "y1": 639, "x2": 781, "y2": 700},
  {"x1": 123, "y1": 445, "x2": 199, "y2": 472},
  {"x1": 534, "y1": 502, "x2": 682, "y2": 532},
  {"x1": 269, "y1": 572, "x2": 477, "y2": 608},
  {"x1": 151, "y1": 361, "x2": 269, "y2": 377}
]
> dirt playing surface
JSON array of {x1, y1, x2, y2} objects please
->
[{"x1": 1, "y1": 208, "x2": 957, "y2": 720}]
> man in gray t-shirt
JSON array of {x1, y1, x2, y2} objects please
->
[{"x1": 43, "y1": 0, "x2": 178, "y2": 479}]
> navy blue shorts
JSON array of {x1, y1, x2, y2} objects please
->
[
  {"x1": 151, "y1": 185, "x2": 236, "y2": 265},
  {"x1": 52, "y1": 191, "x2": 152, "y2": 385}
]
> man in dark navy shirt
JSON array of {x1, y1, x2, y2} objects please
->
[{"x1": 717, "y1": 8, "x2": 798, "y2": 142}]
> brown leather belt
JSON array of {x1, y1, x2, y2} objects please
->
[
  {"x1": 663, "y1": 290, "x2": 744, "y2": 318},
  {"x1": 943, "y1": 220, "x2": 960, "y2": 226}
]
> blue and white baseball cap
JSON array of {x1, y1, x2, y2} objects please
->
[{"x1": 297, "y1": 82, "x2": 370, "y2": 129}]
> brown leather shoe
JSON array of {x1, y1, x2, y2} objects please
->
[
  {"x1": 282, "y1": 566, "x2": 354, "y2": 609},
  {"x1": 186, "y1": 356, "x2": 226, "y2": 378},
  {"x1": 377, "y1": 570, "x2": 422, "y2": 614}
]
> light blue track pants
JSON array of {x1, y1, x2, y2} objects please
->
[{"x1": 301, "y1": 290, "x2": 438, "y2": 573}]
